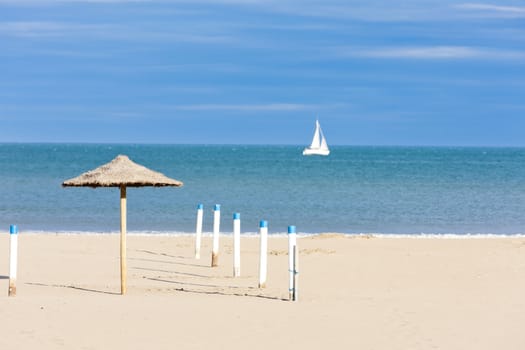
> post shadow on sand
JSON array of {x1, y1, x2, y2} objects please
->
[
  {"x1": 129, "y1": 256, "x2": 205, "y2": 268},
  {"x1": 130, "y1": 247, "x2": 287, "y2": 300},
  {"x1": 134, "y1": 249, "x2": 207, "y2": 267},
  {"x1": 131, "y1": 266, "x2": 211, "y2": 279},
  {"x1": 21, "y1": 257, "x2": 284, "y2": 299},
  {"x1": 25, "y1": 282, "x2": 121, "y2": 295},
  {"x1": 0, "y1": 275, "x2": 8, "y2": 280},
  {"x1": 145, "y1": 277, "x2": 287, "y2": 301},
  {"x1": 135, "y1": 249, "x2": 192, "y2": 260}
]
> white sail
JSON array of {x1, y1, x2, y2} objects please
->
[
  {"x1": 303, "y1": 119, "x2": 330, "y2": 156},
  {"x1": 309, "y1": 120, "x2": 321, "y2": 149},
  {"x1": 319, "y1": 126, "x2": 329, "y2": 151}
]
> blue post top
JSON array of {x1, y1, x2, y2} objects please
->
[
  {"x1": 259, "y1": 220, "x2": 268, "y2": 228},
  {"x1": 233, "y1": 212, "x2": 240, "y2": 220},
  {"x1": 10, "y1": 225, "x2": 18, "y2": 234},
  {"x1": 214, "y1": 204, "x2": 220, "y2": 211},
  {"x1": 197, "y1": 203, "x2": 204, "y2": 210},
  {"x1": 288, "y1": 225, "x2": 296, "y2": 234}
]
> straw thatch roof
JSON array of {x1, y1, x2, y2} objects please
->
[{"x1": 62, "y1": 155, "x2": 183, "y2": 188}]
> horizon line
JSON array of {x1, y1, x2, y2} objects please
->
[{"x1": 0, "y1": 142, "x2": 522, "y2": 149}]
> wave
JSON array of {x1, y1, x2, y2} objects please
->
[{"x1": 9, "y1": 230, "x2": 525, "y2": 239}]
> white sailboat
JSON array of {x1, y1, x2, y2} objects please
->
[{"x1": 303, "y1": 119, "x2": 330, "y2": 156}]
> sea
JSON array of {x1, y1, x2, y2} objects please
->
[{"x1": 1, "y1": 143, "x2": 524, "y2": 236}]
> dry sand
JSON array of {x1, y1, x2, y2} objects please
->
[{"x1": 1, "y1": 233, "x2": 525, "y2": 349}]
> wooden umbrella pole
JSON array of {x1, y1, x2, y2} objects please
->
[{"x1": 120, "y1": 186, "x2": 127, "y2": 295}]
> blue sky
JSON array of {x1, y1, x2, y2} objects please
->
[{"x1": 1, "y1": 0, "x2": 524, "y2": 146}]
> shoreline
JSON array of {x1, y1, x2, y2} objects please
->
[{"x1": 3, "y1": 230, "x2": 525, "y2": 238}]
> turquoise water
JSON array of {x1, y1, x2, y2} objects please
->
[{"x1": 0, "y1": 144, "x2": 524, "y2": 235}]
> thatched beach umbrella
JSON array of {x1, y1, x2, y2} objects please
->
[{"x1": 62, "y1": 155, "x2": 183, "y2": 295}]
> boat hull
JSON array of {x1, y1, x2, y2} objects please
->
[{"x1": 302, "y1": 148, "x2": 330, "y2": 156}]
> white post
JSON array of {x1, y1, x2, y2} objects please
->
[
  {"x1": 233, "y1": 213, "x2": 241, "y2": 277},
  {"x1": 195, "y1": 204, "x2": 204, "y2": 259},
  {"x1": 8, "y1": 225, "x2": 18, "y2": 297},
  {"x1": 120, "y1": 186, "x2": 127, "y2": 295},
  {"x1": 293, "y1": 242, "x2": 299, "y2": 301},
  {"x1": 211, "y1": 204, "x2": 220, "y2": 267},
  {"x1": 258, "y1": 220, "x2": 268, "y2": 288},
  {"x1": 288, "y1": 225, "x2": 298, "y2": 301}
]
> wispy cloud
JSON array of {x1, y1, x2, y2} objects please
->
[
  {"x1": 0, "y1": 20, "x2": 236, "y2": 45},
  {"x1": 340, "y1": 46, "x2": 525, "y2": 60},
  {"x1": 0, "y1": 0, "x2": 481, "y2": 22},
  {"x1": 457, "y1": 3, "x2": 525, "y2": 13},
  {"x1": 363, "y1": 46, "x2": 478, "y2": 59},
  {"x1": 170, "y1": 103, "x2": 320, "y2": 112},
  {"x1": 0, "y1": 0, "x2": 151, "y2": 3},
  {"x1": 0, "y1": 21, "x2": 116, "y2": 38},
  {"x1": 456, "y1": 3, "x2": 525, "y2": 17},
  {"x1": 4, "y1": 0, "x2": 524, "y2": 22}
]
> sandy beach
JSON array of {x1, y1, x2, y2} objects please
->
[{"x1": 1, "y1": 233, "x2": 525, "y2": 349}]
